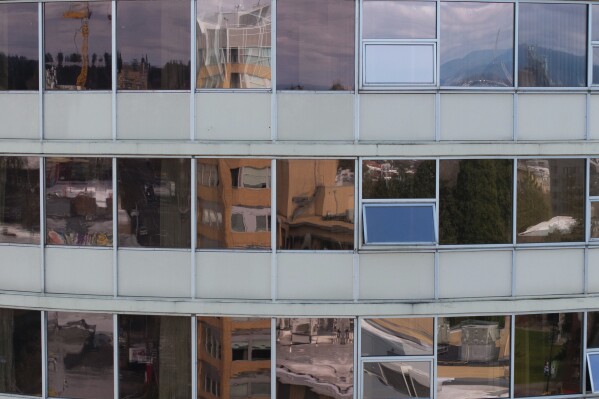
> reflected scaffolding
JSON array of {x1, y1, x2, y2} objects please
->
[
  {"x1": 362, "y1": 159, "x2": 435, "y2": 199},
  {"x1": 361, "y1": 318, "x2": 434, "y2": 357},
  {"x1": 0, "y1": 3, "x2": 38, "y2": 90},
  {"x1": 363, "y1": 361, "x2": 431, "y2": 399}
]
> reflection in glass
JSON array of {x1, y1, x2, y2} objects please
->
[
  {"x1": 197, "y1": 0, "x2": 271, "y2": 89},
  {"x1": 0, "y1": 3, "x2": 38, "y2": 90},
  {"x1": 44, "y1": 2, "x2": 112, "y2": 90},
  {"x1": 276, "y1": 160, "x2": 354, "y2": 250},
  {"x1": 46, "y1": 158, "x2": 112, "y2": 246},
  {"x1": 117, "y1": 0, "x2": 190, "y2": 90},
  {"x1": 593, "y1": 5, "x2": 599, "y2": 42},
  {"x1": 362, "y1": 160, "x2": 435, "y2": 199},
  {"x1": 437, "y1": 316, "x2": 510, "y2": 399},
  {"x1": 361, "y1": 318, "x2": 433, "y2": 357},
  {"x1": 591, "y1": 158, "x2": 599, "y2": 196},
  {"x1": 517, "y1": 159, "x2": 585, "y2": 243},
  {"x1": 440, "y1": 2, "x2": 513, "y2": 87},
  {"x1": 363, "y1": 0, "x2": 436, "y2": 39},
  {"x1": 439, "y1": 159, "x2": 513, "y2": 245},
  {"x1": 197, "y1": 317, "x2": 271, "y2": 399},
  {"x1": 47, "y1": 312, "x2": 113, "y2": 399},
  {"x1": 277, "y1": 318, "x2": 353, "y2": 399},
  {"x1": 0, "y1": 157, "x2": 40, "y2": 244},
  {"x1": 592, "y1": 202, "x2": 599, "y2": 240},
  {"x1": 594, "y1": 47, "x2": 599, "y2": 85},
  {"x1": 118, "y1": 158, "x2": 191, "y2": 248},
  {"x1": 518, "y1": 3, "x2": 587, "y2": 87},
  {"x1": 588, "y1": 312, "x2": 599, "y2": 348},
  {"x1": 363, "y1": 361, "x2": 430, "y2": 399},
  {"x1": 514, "y1": 313, "x2": 582, "y2": 397},
  {"x1": 588, "y1": 353, "x2": 599, "y2": 393},
  {"x1": 119, "y1": 315, "x2": 191, "y2": 399},
  {"x1": 276, "y1": 0, "x2": 354, "y2": 90},
  {"x1": 197, "y1": 159, "x2": 270, "y2": 249},
  {"x1": 0, "y1": 308, "x2": 41, "y2": 396}
]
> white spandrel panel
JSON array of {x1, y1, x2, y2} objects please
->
[
  {"x1": 517, "y1": 94, "x2": 586, "y2": 140},
  {"x1": 515, "y1": 249, "x2": 584, "y2": 296},
  {"x1": 44, "y1": 92, "x2": 111, "y2": 140},
  {"x1": 0, "y1": 93, "x2": 39, "y2": 139},
  {"x1": 589, "y1": 94, "x2": 599, "y2": 140},
  {"x1": 46, "y1": 247, "x2": 112, "y2": 296},
  {"x1": 587, "y1": 248, "x2": 599, "y2": 293},
  {"x1": 0, "y1": 246, "x2": 40, "y2": 292}
]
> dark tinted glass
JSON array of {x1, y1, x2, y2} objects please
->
[
  {"x1": 277, "y1": 318, "x2": 353, "y2": 399},
  {"x1": 47, "y1": 312, "x2": 113, "y2": 399},
  {"x1": 591, "y1": 158, "x2": 599, "y2": 196},
  {"x1": 439, "y1": 159, "x2": 513, "y2": 245},
  {"x1": 0, "y1": 3, "x2": 38, "y2": 90},
  {"x1": 0, "y1": 308, "x2": 41, "y2": 396},
  {"x1": 441, "y1": 2, "x2": 514, "y2": 87},
  {"x1": 46, "y1": 158, "x2": 113, "y2": 246},
  {"x1": 588, "y1": 312, "x2": 599, "y2": 348},
  {"x1": 593, "y1": 5, "x2": 599, "y2": 42},
  {"x1": 514, "y1": 313, "x2": 582, "y2": 397},
  {"x1": 277, "y1": 0, "x2": 354, "y2": 90},
  {"x1": 197, "y1": 0, "x2": 271, "y2": 89},
  {"x1": 0, "y1": 157, "x2": 40, "y2": 244},
  {"x1": 518, "y1": 3, "x2": 587, "y2": 87},
  {"x1": 363, "y1": 361, "x2": 430, "y2": 399},
  {"x1": 119, "y1": 315, "x2": 191, "y2": 399},
  {"x1": 197, "y1": 159, "x2": 271, "y2": 249},
  {"x1": 437, "y1": 316, "x2": 510, "y2": 399},
  {"x1": 593, "y1": 47, "x2": 599, "y2": 85},
  {"x1": 361, "y1": 318, "x2": 433, "y2": 356},
  {"x1": 118, "y1": 158, "x2": 191, "y2": 248},
  {"x1": 362, "y1": 160, "x2": 435, "y2": 199},
  {"x1": 117, "y1": 0, "x2": 190, "y2": 90},
  {"x1": 277, "y1": 159, "x2": 354, "y2": 250},
  {"x1": 363, "y1": 0, "x2": 436, "y2": 39},
  {"x1": 364, "y1": 205, "x2": 435, "y2": 244},
  {"x1": 592, "y1": 202, "x2": 599, "y2": 239},
  {"x1": 517, "y1": 159, "x2": 585, "y2": 243}
]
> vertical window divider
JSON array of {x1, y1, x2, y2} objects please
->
[
  {"x1": 514, "y1": 0, "x2": 519, "y2": 90},
  {"x1": 512, "y1": 158, "x2": 518, "y2": 246},
  {"x1": 511, "y1": 248, "x2": 516, "y2": 297},
  {"x1": 354, "y1": 317, "x2": 359, "y2": 399},
  {"x1": 587, "y1": 92, "x2": 591, "y2": 140},
  {"x1": 435, "y1": 159, "x2": 440, "y2": 245},
  {"x1": 113, "y1": 313, "x2": 119, "y2": 399},
  {"x1": 353, "y1": 159, "x2": 359, "y2": 302},
  {"x1": 190, "y1": 0, "x2": 196, "y2": 141},
  {"x1": 353, "y1": 0, "x2": 360, "y2": 142},
  {"x1": 270, "y1": 317, "x2": 276, "y2": 398},
  {"x1": 270, "y1": 159, "x2": 277, "y2": 301},
  {"x1": 191, "y1": 158, "x2": 197, "y2": 299},
  {"x1": 585, "y1": 246, "x2": 590, "y2": 295},
  {"x1": 111, "y1": 0, "x2": 117, "y2": 140},
  {"x1": 191, "y1": 315, "x2": 198, "y2": 399},
  {"x1": 513, "y1": 92, "x2": 518, "y2": 141},
  {"x1": 270, "y1": 0, "x2": 277, "y2": 142},
  {"x1": 38, "y1": 2, "x2": 44, "y2": 141},
  {"x1": 41, "y1": 311, "x2": 48, "y2": 399},
  {"x1": 509, "y1": 314, "x2": 515, "y2": 398},
  {"x1": 587, "y1": 158, "x2": 592, "y2": 244},
  {"x1": 584, "y1": 311, "x2": 589, "y2": 394},
  {"x1": 432, "y1": 316, "x2": 438, "y2": 398},
  {"x1": 588, "y1": 4, "x2": 593, "y2": 90},
  {"x1": 436, "y1": 0, "x2": 440, "y2": 90},
  {"x1": 40, "y1": 156, "x2": 45, "y2": 294},
  {"x1": 112, "y1": 157, "x2": 118, "y2": 298}
]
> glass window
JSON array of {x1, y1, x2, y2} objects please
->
[
  {"x1": 277, "y1": 318, "x2": 353, "y2": 399},
  {"x1": 589, "y1": 312, "x2": 599, "y2": 348},
  {"x1": 439, "y1": 159, "x2": 513, "y2": 245},
  {"x1": 593, "y1": 47, "x2": 599, "y2": 85},
  {"x1": 440, "y1": 2, "x2": 514, "y2": 87},
  {"x1": 119, "y1": 315, "x2": 191, "y2": 399},
  {"x1": 437, "y1": 316, "x2": 510, "y2": 399},
  {"x1": 363, "y1": 361, "x2": 431, "y2": 399},
  {"x1": 118, "y1": 158, "x2": 191, "y2": 248},
  {"x1": 276, "y1": 0, "x2": 354, "y2": 90},
  {"x1": 361, "y1": 318, "x2": 434, "y2": 357},
  {"x1": 594, "y1": 5, "x2": 599, "y2": 42},
  {"x1": 364, "y1": 44, "x2": 435, "y2": 85},
  {"x1": 363, "y1": 160, "x2": 436, "y2": 199},
  {"x1": 0, "y1": 308, "x2": 41, "y2": 396},
  {"x1": 517, "y1": 159, "x2": 585, "y2": 244},
  {"x1": 363, "y1": 204, "x2": 435, "y2": 245},
  {"x1": 590, "y1": 158, "x2": 599, "y2": 197},
  {"x1": 45, "y1": 158, "x2": 113, "y2": 246},
  {"x1": 0, "y1": 3, "x2": 38, "y2": 90},
  {"x1": 47, "y1": 312, "x2": 113, "y2": 399},
  {"x1": 117, "y1": 0, "x2": 190, "y2": 90},
  {"x1": 277, "y1": 159, "x2": 354, "y2": 250},
  {"x1": 197, "y1": 0, "x2": 271, "y2": 89},
  {"x1": 44, "y1": 2, "x2": 112, "y2": 90},
  {"x1": 0, "y1": 157, "x2": 40, "y2": 244},
  {"x1": 588, "y1": 353, "x2": 599, "y2": 393},
  {"x1": 362, "y1": 0, "x2": 436, "y2": 40},
  {"x1": 591, "y1": 202, "x2": 599, "y2": 240},
  {"x1": 518, "y1": 3, "x2": 587, "y2": 87}
]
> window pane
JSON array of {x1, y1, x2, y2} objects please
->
[
  {"x1": 0, "y1": 3, "x2": 38, "y2": 90},
  {"x1": 518, "y1": 3, "x2": 587, "y2": 87},
  {"x1": 44, "y1": 2, "x2": 112, "y2": 90},
  {"x1": 0, "y1": 157, "x2": 40, "y2": 244},
  {"x1": 363, "y1": 0, "x2": 436, "y2": 39},
  {"x1": 119, "y1": 315, "x2": 191, "y2": 399},
  {"x1": 277, "y1": 318, "x2": 353, "y2": 399},
  {"x1": 593, "y1": 47, "x2": 599, "y2": 85},
  {"x1": 197, "y1": 159, "x2": 271, "y2": 249},
  {"x1": 277, "y1": 0, "x2": 354, "y2": 90},
  {"x1": 363, "y1": 160, "x2": 436, "y2": 199},
  {"x1": 0, "y1": 308, "x2": 41, "y2": 396},
  {"x1": 593, "y1": 5, "x2": 599, "y2": 42},
  {"x1": 591, "y1": 202, "x2": 599, "y2": 239},
  {"x1": 364, "y1": 205, "x2": 435, "y2": 244},
  {"x1": 590, "y1": 158, "x2": 599, "y2": 196},
  {"x1": 437, "y1": 316, "x2": 510, "y2": 399},
  {"x1": 439, "y1": 159, "x2": 513, "y2": 245},
  {"x1": 46, "y1": 158, "x2": 113, "y2": 246},
  {"x1": 514, "y1": 313, "x2": 582, "y2": 397},
  {"x1": 361, "y1": 318, "x2": 433, "y2": 356},
  {"x1": 117, "y1": 0, "x2": 190, "y2": 90},
  {"x1": 277, "y1": 160, "x2": 354, "y2": 250},
  {"x1": 197, "y1": 0, "x2": 271, "y2": 89},
  {"x1": 588, "y1": 354, "x2": 599, "y2": 393},
  {"x1": 363, "y1": 361, "x2": 430, "y2": 399},
  {"x1": 440, "y1": 2, "x2": 514, "y2": 87},
  {"x1": 588, "y1": 312, "x2": 599, "y2": 348},
  {"x1": 517, "y1": 159, "x2": 585, "y2": 243},
  {"x1": 364, "y1": 44, "x2": 435, "y2": 85},
  {"x1": 118, "y1": 158, "x2": 191, "y2": 248},
  {"x1": 47, "y1": 312, "x2": 113, "y2": 399}
]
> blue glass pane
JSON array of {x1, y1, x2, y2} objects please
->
[
  {"x1": 590, "y1": 354, "x2": 599, "y2": 392},
  {"x1": 364, "y1": 205, "x2": 434, "y2": 244}
]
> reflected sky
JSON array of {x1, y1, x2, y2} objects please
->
[
  {"x1": 0, "y1": 3, "x2": 38, "y2": 60},
  {"x1": 593, "y1": 5, "x2": 599, "y2": 41},
  {"x1": 363, "y1": 1, "x2": 435, "y2": 39}
]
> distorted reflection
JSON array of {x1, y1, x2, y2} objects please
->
[
  {"x1": 119, "y1": 315, "x2": 191, "y2": 399},
  {"x1": 46, "y1": 158, "x2": 113, "y2": 246},
  {"x1": 439, "y1": 159, "x2": 513, "y2": 245},
  {"x1": 0, "y1": 157, "x2": 40, "y2": 244},
  {"x1": 593, "y1": 48, "x2": 599, "y2": 85},
  {"x1": 277, "y1": 318, "x2": 354, "y2": 399},
  {"x1": 197, "y1": 159, "x2": 271, "y2": 249},
  {"x1": 277, "y1": 160, "x2": 354, "y2": 250},
  {"x1": 590, "y1": 158, "x2": 599, "y2": 196},
  {"x1": 514, "y1": 313, "x2": 582, "y2": 397},
  {"x1": 517, "y1": 159, "x2": 585, "y2": 243},
  {"x1": 363, "y1": 361, "x2": 431, "y2": 399},
  {"x1": 197, "y1": 0, "x2": 271, "y2": 89},
  {"x1": 0, "y1": 308, "x2": 41, "y2": 396},
  {"x1": 47, "y1": 312, "x2": 113, "y2": 399},
  {"x1": 362, "y1": 0, "x2": 436, "y2": 39},
  {"x1": 0, "y1": 3, "x2": 38, "y2": 90},
  {"x1": 118, "y1": 158, "x2": 191, "y2": 248},
  {"x1": 197, "y1": 317, "x2": 271, "y2": 399},
  {"x1": 437, "y1": 316, "x2": 510, "y2": 399},
  {"x1": 591, "y1": 202, "x2": 599, "y2": 239},
  {"x1": 361, "y1": 318, "x2": 433, "y2": 357},
  {"x1": 362, "y1": 160, "x2": 435, "y2": 199},
  {"x1": 117, "y1": 0, "x2": 190, "y2": 90}
]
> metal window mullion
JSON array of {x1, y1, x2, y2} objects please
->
[
  {"x1": 434, "y1": 159, "x2": 440, "y2": 299},
  {"x1": 38, "y1": 2, "x2": 44, "y2": 141},
  {"x1": 589, "y1": 4, "x2": 593, "y2": 89},
  {"x1": 353, "y1": 159, "x2": 359, "y2": 302},
  {"x1": 436, "y1": 0, "x2": 440, "y2": 88},
  {"x1": 191, "y1": 159, "x2": 197, "y2": 299},
  {"x1": 41, "y1": 311, "x2": 48, "y2": 399},
  {"x1": 271, "y1": 317, "x2": 276, "y2": 399},
  {"x1": 354, "y1": 0, "x2": 359, "y2": 141},
  {"x1": 513, "y1": 158, "x2": 518, "y2": 245},
  {"x1": 587, "y1": 157, "x2": 592, "y2": 244},
  {"x1": 112, "y1": 157, "x2": 118, "y2": 298},
  {"x1": 270, "y1": 0, "x2": 277, "y2": 142},
  {"x1": 113, "y1": 313, "x2": 119, "y2": 399},
  {"x1": 433, "y1": 316, "x2": 438, "y2": 399},
  {"x1": 40, "y1": 156, "x2": 45, "y2": 293},
  {"x1": 271, "y1": 159, "x2": 277, "y2": 301},
  {"x1": 514, "y1": 0, "x2": 519, "y2": 89},
  {"x1": 191, "y1": 315, "x2": 197, "y2": 399},
  {"x1": 510, "y1": 314, "x2": 516, "y2": 398},
  {"x1": 584, "y1": 311, "x2": 589, "y2": 394},
  {"x1": 190, "y1": 0, "x2": 196, "y2": 141},
  {"x1": 111, "y1": 0, "x2": 117, "y2": 140}
]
